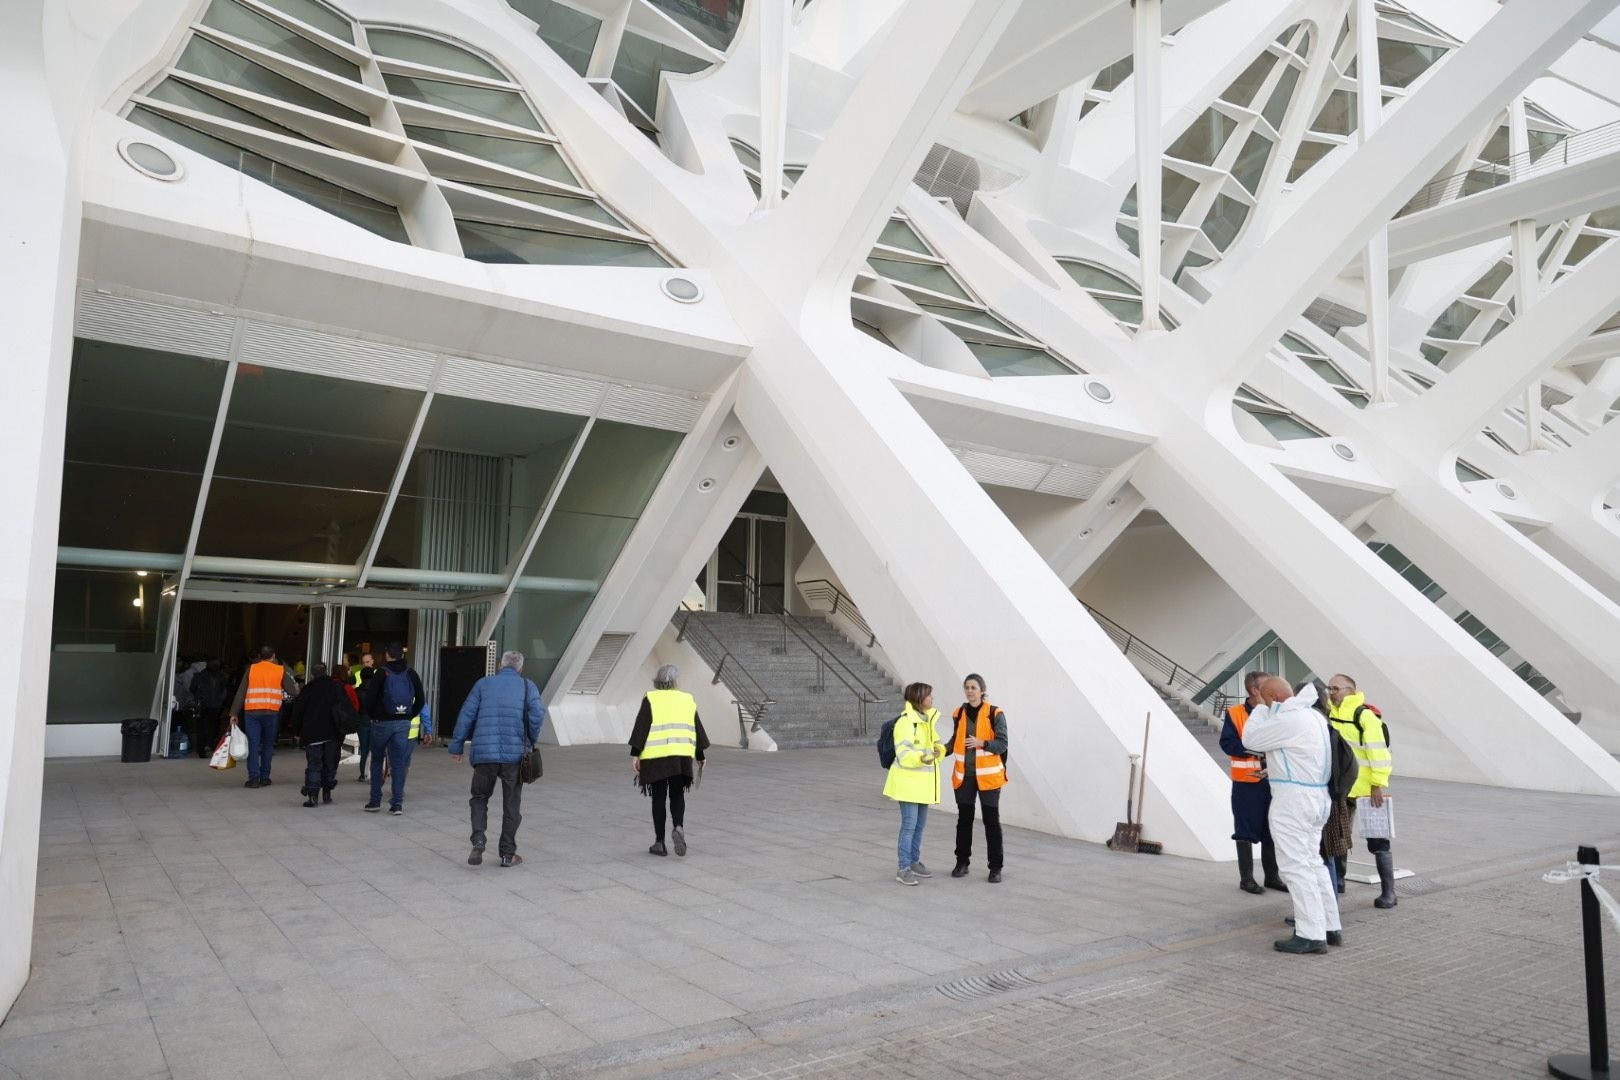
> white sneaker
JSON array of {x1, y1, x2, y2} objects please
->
[{"x1": 895, "y1": 868, "x2": 919, "y2": 886}]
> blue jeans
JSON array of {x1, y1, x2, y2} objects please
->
[
  {"x1": 897, "y1": 802, "x2": 929, "y2": 870},
  {"x1": 243, "y1": 710, "x2": 279, "y2": 781},
  {"x1": 368, "y1": 720, "x2": 414, "y2": 808}
]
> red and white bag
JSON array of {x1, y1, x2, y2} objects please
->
[{"x1": 208, "y1": 732, "x2": 235, "y2": 771}]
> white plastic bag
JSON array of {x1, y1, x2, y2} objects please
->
[
  {"x1": 228, "y1": 722, "x2": 248, "y2": 761},
  {"x1": 208, "y1": 733, "x2": 235, "y2": 771},
  {"x1": 1355, "y1": 795, "x2": 1395, "y2": 840}
]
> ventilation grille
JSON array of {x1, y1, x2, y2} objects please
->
[
  {"x1": 600, "y1": 384, "x2": 706, "y2": 431},
  {"x1": 439, "y1": 357, "x2": 602, "y2": 415},
  {"x1": 1038, "y1": 462, "x2": 1110, "y2": 500},
  {"x1": 914, "y1": 144, "x2": 1019, "y2": 216},
  {"x1": 570, "y1": 632, "x2": 633, "y2": 695},
  {"x1": 935, "y1": 969, "x2": 1039, "y2": 1002},
  {"x1": 948, "y1": 443, "x2": 1110, "y2": 500},
  {"x1": 75, "y1": 290, "x2": 235, "y2": 358},
  {"x1": 239, "y1": 322, "x2": 437, "y2": 387}
]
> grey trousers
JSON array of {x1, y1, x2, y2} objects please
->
[{"x1": 470, "y1": 763, "x2": 523, "y2": 857}]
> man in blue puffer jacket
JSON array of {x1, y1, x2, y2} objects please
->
[{"x1": 449, "y1": 650, "x2": 546, "y2": 869}]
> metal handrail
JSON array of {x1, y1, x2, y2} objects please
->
[
  {"x1": 675, "y1": 609, "x2": 775, "y2": 731},
  {"x1": 1082, "y1": 603, "x2": 1234, "y2": 717},
  {"x1": 1400, "y1": 119, "x2": 1620, "y2": 216},
  {"x1": 797, "y1": 578, "x2": 878, "y2": 647}
]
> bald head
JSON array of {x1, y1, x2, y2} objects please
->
[{"x1": 1258, "y1": 676, "x2": 1293, "y2": 705}]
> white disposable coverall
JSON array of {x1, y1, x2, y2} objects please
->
[{"x1": 1238, "y1": 684, "x2": 1341, "y2": 941}]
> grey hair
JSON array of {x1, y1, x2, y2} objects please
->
[
  {"x1": 500, "y1": 650, "x2": 525, "y2": 672},
  {"x1": 653, "y1": 664, "x2": 679, "y2": 690}
]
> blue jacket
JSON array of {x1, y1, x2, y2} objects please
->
[{"x1": 449, "y1": 668, "x2": 545, "y2": 765}]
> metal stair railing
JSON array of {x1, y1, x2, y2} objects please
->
[
  {"x1": 797, "y1": 578, "x2": 878, "y2": 647},
  {"x1": 1082, "y1": 603, "x2": 1234, "y2": 717},
  {"x1": 1400, "y1": 119, "x2": 1620, "y2": 216},
  {"x1": 675, "y1": 608, "x2": 776, "y2": 748}
]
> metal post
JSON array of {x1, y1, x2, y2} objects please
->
[{"x1": 1549, "y1": 846, "x2": 1611, "y2": 1080}]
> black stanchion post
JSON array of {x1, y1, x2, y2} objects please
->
[{"x1": 1549, "y1": 846, "x2": 1610, "y2": 1080}]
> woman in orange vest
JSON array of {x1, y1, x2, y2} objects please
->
[
  {"x1": 1220, "y1": 670, "x2": 1285, "y2": 894},
  {"x1": 947, "y1": 674, "x2": 1008, "y2": 883}
]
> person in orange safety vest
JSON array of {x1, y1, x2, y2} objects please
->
[
  {"x1": 947, "y1": 674, "x2": 1008, "y2": 883},
  {"x1": 228, "y1": 644, "x2": 299, "y2": 789},
  {"x1": 1219, "y1": 670, "x2": 1286, "y2": 895}
]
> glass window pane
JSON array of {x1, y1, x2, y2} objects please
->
[
  {"x1": 1201, "y1": 192, "x2": 1250, "y2": 251},
  {"x1": 878, "y1": 218, "x2": 931, "y2": 255},
  {"x1": 1238, "y1": 403, "x2": 1320, "y2": 440},
  {"x1": 610, "y1": 30, "x2": 708, "y2": 121},
  {"x1": 177, "y1": 34, "x2": 368, "y2": 124},
  {"x1": 374, "y1": 396, "x2": 588, "y2": 575},
  {"x1": 384, "y1": 74, "x2": 540, "y2": 130},
  {"x1": 407, "y1": 125, "x2": 581, "y2": 186},
  {"x1": 128, "y1": 108, "x2": 409, "y2": 242},
  {"x1": 1231, "y1": 131, "x2": 1272, "y2": 194},
  {"x1": 645, "y1": 0, "x2": 744, "y2": 51},
  {"x1": 456, "y1": 183, "x2": 624, "y2": 227},
  {"x1": 1310, "y1": 88, "x2": 1356, "y2": 137},
  {"x1": 200, "y1": 0, "x2": 360, "y2": 80},
  {"x1": 197, "y1": 367, "x2": 424, "y2": 565},
  {"x1": 1161, "y1": 169, "x2": 1201, "y2": 220},
  {"x1": 456, "y1": 219, "x2": 668, "y2": 265},
  {"x1": 367, "y1": 28, "x2": 506, "y2": 80},
  {"x1": 729, "y1": 139, "x2": 761, "y2": 170},
  {"x1": 52, "y1": 568, "x2": 161, "y2": 652},
  {"x1": 1378, "y1": 38, "x2": 1446, "y2": 89},
  {"x1": 916, "y1": 303, "x2": 1017, "y2": 336},
  {"x1": 1166, "y1": 108, "x2": 1235, "y2": 166},
  {"x1": 1222, "y1": 53, "x2": 1274, "y2": 109},
  {"x1": 59, "y1": 340, "x2": 229, "y2": 555},
  {"x1": 966, "y1": 342, "x2": 1075, "y2": 377},
  {"x1": 1262, "y1": 63, "x2": 1301, "y2": 129},
  {"x1": 1091, "y1": 56, "x2": 1132, "y2": 93},
  {"x1": 1059, "y1": 260, "x2": 1137, "y2": 295},
  {"x1": 1455, "y1": 459, "x2": 1489, "y2": 483},
  {"x1": 1465, "y1": 261, "x2": 1512, "y2": 299},
  {"x1": 1280, "y1": 332, "x2": 1320, "y2": 356},
  {"x1": 1095, "y1": 294, "x2": 1146, "y2": 324},
  {"x1": 147, "y1": 78, "x2": 316, "y2": 141},
  {"x1": 1287, "y1": 138, "x2": 1333, "y2": 183},
  {"x1": 1427, "y1": 299, "x2": 1483, "y2": 341},
  {"x1": 507, "y1": 0, "x2": 602, "y2": 77},
  {"x1": 868, "y1": 256, "x2": 970, "y2": 300},
  {"x1": 1116, "y1": 220, "x2": 1139, "y2": 255},
  {"x1": 257, "y1": 0, "x2": 352, "y2": 41}
]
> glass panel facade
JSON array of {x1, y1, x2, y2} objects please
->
[
  {"x1": 1059, "y1": 260, "x2": 1135, "y2": 294},
  {"x1": 257, "y1": 0, "x2": 352, "y2": 41},
  {"x1": 199, "y1": 0, "x2": 361, "y2": 80},
  {"x1": 1231, "y1": 131, "x2": 1272, "y2": 194},
  {"x1": 1224, "y1": 53, "x2": 1273, "y2": 108},
  {"x1": 1167, "y1": 109, "x2": 1236, "y2": 166},
  {"x1": 868, "y1": 257, "x2": 970, "y2": 300},
  {"x1": 406, "y1": 126, "x2": 581, "y2": 187},
  {"x1": 59, "y1": 340, "x2": 229, "y2": 555},
  {"x1": 1201, "y1": 192, "x2": 1250, "y2": 251},
  {"x1": 197, "y1": 366, "x2": 423, "y2": 565},
  {"x1": 610, "y1": 31, "x2": 709, "y2": 122},
  {"x1": 965, "y1": 342, "x2": 1074, "y2": 377},
  {"x1": 148, "y1": 79, "x2": 317, "y2": 142},
  {"x1": 52, "y1": 568, "x2": 161, "y2": 652},
  {"x1": 878, "y1": 218, "x2": 931, "y2": 255},
  {"x1": 916, "y1": 304, "x2": 1017, "y2": 336},
  {"x1": 645, "y1": 0, "x2": 745, "y2": 51},
  {"x1": 507, "y1": 0, "x2": 602, "y2": 77},
  {"x1": 1377, "y1": 38, "x2": 1446, "y2": 89},
  {"x1": 1261, "y1": 64, "x2": 1300, "y2": 129},
  {"x1": 456, "y1": 219, "x2": 670, "y2": 265},
  {"x1": 1310, "y1": 89, "x2": 1357, "y2": 137},
  {"x1": 459, "y1": 184, "x2": 624, "y2": 227},
  {"x1": 384, "y1": 74, "x2": 541, "y2": 130},
  {"x1": 367, "y1": 29, "x2": 507, "y2": 80},
  {"x1": 177, "y1": 35, "x2": 368, "y2": 124}
]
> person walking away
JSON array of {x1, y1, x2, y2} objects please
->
[
  {"x1": 629, "y1": 665, "x2": 709, "y2": 856},
  {"x1": 189, "y1": 658, "x2": 229, "y2": 759},
  {"x1": 947, "y1": 674, "x2": 1007, "y2": 883},
  {"x1": 227, "y1": 644, "x2": 299, "y2": 788},
  {"x1": 885, "y1": 682, "x2": 946, "y2": 886},
  {"x1": 352, "y1": 651, "x2": 377, "y2": 782},
  {"x1": 360, "y1": 643, "x2": 425, "y2": 815},
  {"x1": 1327, "y1": 673, "x2": 1397, "y2": 908},
  {"x1": 449, "y1": 650, "x2": 545, "y2": 868},
  {"x1": 1239, "y1": 677, "x2": 1342, "y2": 954},
  {"x1": 1220, "y1": 671, "x2": 1287, "y2": 895},
  {"x1": 291, "y1": 663, "x2": 356, "y2": 806}
]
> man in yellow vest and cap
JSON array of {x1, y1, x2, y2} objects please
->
[{"x1": 1328, "y1": 673, "x2": 1397, "y2": 909}]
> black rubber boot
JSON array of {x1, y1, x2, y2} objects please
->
[
  {"x1": 1273, "y1": 935, "x2": 1327, "y2": 955},
  {"x1": 1260, "y1": 840, "x2": 1287, "y2": 892},
  {"x1": 302, "y1": 792, "x2": 317, "y2": 808},
  {"x1": 1237, "y1": 842, "x2": 1263, "y2": 894},
  {"x1": 1374, "y1": 851, "x2": 1398, "y2": 909},
  {"x1": 1326, "y1": 930, "x2": 1344, "y2": 947},
  {"x1": 321, "y1": 789, "x2": 332, "y2": 804}
]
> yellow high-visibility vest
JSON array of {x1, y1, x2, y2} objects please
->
[
  {"x1": 1330, "y1": 692, "x2": 1392, "y2": 798},
  {"x1": 638, "y1": 690, "x2": 698, "y2": 761}
]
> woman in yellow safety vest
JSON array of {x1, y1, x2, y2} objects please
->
[
  {"x1": 884, "y1": 682, "x2": 946, "y2": 886},
  {"x1": 629, "y1": 665, "x2": 709, "y2": 857}
]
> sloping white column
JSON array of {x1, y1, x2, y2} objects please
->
[{"x1": 0, "y1": 3, "x2": 77, "y2": 1020}]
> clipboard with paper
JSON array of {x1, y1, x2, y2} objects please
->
[{"x1": 1355, "y1": 795, "x2": 1395, "y2": 840}]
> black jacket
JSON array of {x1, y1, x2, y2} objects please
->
[
  {"x1": 292, "y1": 676, "x2": 356, "y2": 745},
  {"x1": 361, "y1": 659, "x2": 425, "y2": 722}
]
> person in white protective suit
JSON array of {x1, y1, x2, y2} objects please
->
[{"x1": 1238, "y1": 676, "x2": 1342, "y2": 954}]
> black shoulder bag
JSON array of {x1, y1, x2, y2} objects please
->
[{"x1": 517, "y1": 683, "x2": 543, "y2": 784}]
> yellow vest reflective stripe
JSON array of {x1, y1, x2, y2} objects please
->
[
  {"x1": 1330, "y1": 695, "x2": 1392, "y2": 798},
  {"x1": 639, "y1": 690, "x2": 697, "y2": 761},
  {"x1": 245, "y1": 662, "x2": 285, "y2": 711},
  {"x1": 1227, "y1": 704, "x2": 1265, "y2": 783},
  {"x1": 408, "y1": 715, "x2": 420, "y2": 739},
  {"x1": 950, "y1": 703, "x2": 1006, "y2": 790}
]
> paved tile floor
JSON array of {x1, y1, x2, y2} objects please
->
[{"x1": 3, "y1": 739, "x2": 1617, "y2": 1080}]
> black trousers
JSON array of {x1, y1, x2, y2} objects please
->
[
  {"x1": 192, "y1": 708, "x2": 221, "y2": 758},
  {"x1": 649, "y1": 778, "x2": 685, "y2": 842},
  {"x1": 302, "y1": 741, "x2": 339, "y2": 795},
  {"x1": 954, "y1": 782, "x2": 1003, "y2": 870},
  {"x1": 470, "y1": 763, "x2": 523, "y2": 858}
]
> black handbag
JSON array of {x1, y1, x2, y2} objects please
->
[{"x1": 517, "y1": 689, "x2": 542, "y2": 784}]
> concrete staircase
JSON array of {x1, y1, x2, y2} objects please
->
[
  {"x1": 677, "y1": 611, "x2": 902, "y2": 749},
  {"x1": 1153, "y1": 685, "x2": 1221, "y2": 734}
]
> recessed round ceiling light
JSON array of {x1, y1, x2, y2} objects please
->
[
  {"x1": 1331, "y1": 442, "x2": 1356, "y2": 461},
  {"x1": 1084, "y1": 379, "x2": 1114, "y2": 404},
  {"x1": 697, "y1": 477, "x2": 716, "y2": 492},
  {"x1": 661, "y1": 276, "x2": 703, "y2": 303},
  {"x1": 118, "y1": 139, "x2": 182, "y2": 181},
  {"x1": 1496, "y1": 481, "x2": 1517, "y2": 500}
]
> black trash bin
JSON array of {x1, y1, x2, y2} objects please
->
[{"x1": 120, "y1": 718, "x2": 159, "y2": 763}]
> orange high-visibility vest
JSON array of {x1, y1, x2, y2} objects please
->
[
  {"x1": 1227, "y1": 703, "x2": 1264, "y2": 783},
  {"x1": 951, "y1": 702, "x2": 1007, "y2": 791},
  {"x1": 244, "y1": 661, "x2": 286, "y2": 712}
]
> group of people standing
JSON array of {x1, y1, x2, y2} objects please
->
[{"x1": 1222, "y1": 670, "x2": 1396, "y2": 955}]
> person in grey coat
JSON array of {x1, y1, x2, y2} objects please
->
[{"x1": 449, "y1": 650, "x2": 545, "y2": 868}]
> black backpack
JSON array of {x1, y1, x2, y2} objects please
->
[
  {"x1": 1327, "y1": 727, "x2": 1360, "y2": 803},
  {"x1": 876, "y1": 715, "x2": 900, "y2": 769},
  {"x1": 1347, "y1": 703, "x2": 1390, "y2": 747}
]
